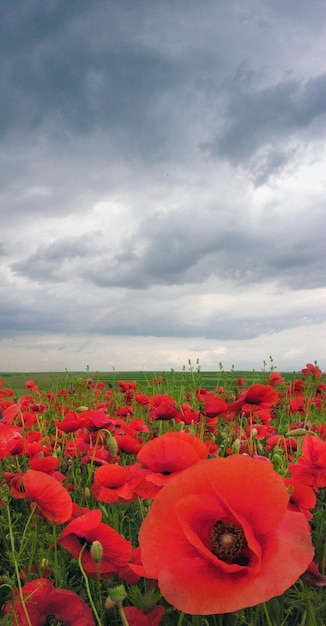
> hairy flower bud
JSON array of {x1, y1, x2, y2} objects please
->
[
  {"x1": 90, "y1": 540, "x2": 103, "y2": 563},
  {"x1": 107, "y1": 434, "x2": 118, "y2": 456}
]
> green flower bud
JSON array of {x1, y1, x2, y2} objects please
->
[
  {"x1": 107, "y1": 434, "x2": 118, "y2": 456},
  {"x1": 90, "y1": 540, "x2": 103, "y2": 563}
]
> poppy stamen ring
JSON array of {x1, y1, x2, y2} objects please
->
[{"x1": 210, "y1": 520, "x2": 249, "y2": 565}]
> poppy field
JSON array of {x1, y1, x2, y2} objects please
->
[{"x1": 0, "y1": 362, "x2": 325, "y2": 626}]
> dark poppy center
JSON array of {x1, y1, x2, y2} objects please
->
[
  {"x1": 210, "y1": 520, "x2": 249, "y2": 565},
  {"x1": 44, "y1": 615, "x2": 65, "y2": 626}
]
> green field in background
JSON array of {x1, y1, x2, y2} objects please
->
[{"x1": 0, "y1": 369, "x2": 305, "y2": 395}]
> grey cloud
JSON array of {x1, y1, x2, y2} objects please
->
[
  {"x1": 0, "y1": 0, "x2": 187, "y2": 152},
  {"x1": 83, "y1": 204, "x2": 326, "y2": 291},
  {"x1": 90, "y1": 300, "x2": 326, "y2": 341},
  {"x1": 205, "y1": 72, "x2": 326, "y2": 171},
  {"x1": 11, "y1": 234, "x2": 99, "y2": 283}
]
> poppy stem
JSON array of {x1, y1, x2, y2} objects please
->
[
  {"x1": 262, "y1": 602, "x2": 273, "y2": 626},
  {"x1": 117, "y1": 603, "x2": 130, "y2": 626},
  {"x1": 78, "y1": 545, "x2": 104, "y2": 626},
  {"x1": 177, "y1": 611, "x2": 185, "y2": 626},
  {"x1": 5, "y1": 502, "x2": 33, "y2": 626}
]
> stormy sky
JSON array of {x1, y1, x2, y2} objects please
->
[{"x1": 1, "y1": 0, "x2": 326, "y2": 372}]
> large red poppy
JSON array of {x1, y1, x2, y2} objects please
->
[
  {"x1": 23, "y1": 469, "x2": 73, "y2": 524},
  {"x1": 139, "y1": 455, "x2": 314, "y2": 614},
  {"x1": 3, "y1": 578, "x2": 95, "y2": 625}
]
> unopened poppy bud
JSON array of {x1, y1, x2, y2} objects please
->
[
  {"x1": 272, "y1": 453, "x2": 283, "y2": 467},
  {"x1": 232, "y1": 438, "x2": 241, "y2": 453},
  {"x1": 84, "y1": 487, "x2": 91, "y2": 499},
  {"x1": 40, "y1": 558, "x2": 49, "y2": 569},
  {"x1": 285, "y1": 428, "x2": 310, "y2": 437},
  {"x1": 90, "y1": 540, "x2": 103, "y2": 563},
  {"x1": 76, "y1": 405, "x2": 89, "y2": 412},
  {"x1": 107, "y1": 434, "x2": 118, "y2": 456}
]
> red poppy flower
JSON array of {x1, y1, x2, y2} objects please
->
[
  {"x1": 92, "y1": 464, "x2": 139, "y2": 503},
  {"x1": 118, "y1": 380, "x2": 137, "y2": 392},
  {"x1": 23, "y1": 469, "x2": 73, "y2": 524},
  {"x1": 124, "y1": 605, "x2": 165, "y2": 626},
  {"x1": 29, "y1": 455, "x2": 67, "y2": 482},
  {"x1": 54, "y1": 410, "x2": 85, "y2": 432},
  {"x1": 135, "y1": 431, "x2": 208, "y2": 498},
  {"x1": 230, "y1": 384, "x2": 279, "y2": 415},
  {"x1": 149, "y1": 396, "x2": 180, "y2": 421},
  {"x1": 284, "y1": 477, "x2": 316, "y2": 520},
  {"x1": 139, "y1": 455, "x2": 314, "y2": 615},
  {"x1": 196, "y1": 393, "x2": 229, "y2": 417},
  {"x1": 288, "y1": 435, "x2": 326, "y2": 488},
  {"x1": 0, "y1": 401, "x2": 21, "y2": 422},
  {"x1": 268, "y1": 372, "x2": 284, "y2": 386},
  {"x1": 0, "y1": 423, "x2": 23, "y2": 458},
  {"x1": 302, "y1": 363, "x2": 322, "y2": 380},
  {"x1": 58, "y1": 509, "x2": 132, "y2": 578},
  {"x1": 115, "y1": 433, "x2": 142, "y2": 455},
  {"x1": 3, "y1": 578, "x2": 95, "y2": 625}
]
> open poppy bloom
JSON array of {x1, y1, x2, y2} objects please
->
[
  {"x1": 58, "y1": 508, "x2": 132, "y2": 578},
  {"x1": 92, "y1": 463, "x2": 139, "y2": 503},
  {"x1": 230, "y1": 383, "x2": 279, "y2": 415},
  {"x1": 135, "y1": 431, "x2": 209, "y2": 498},
  {"x1": 139, "y1": 455, "x2": 314, "y2": 614},
  {"x1": 3, "y1": 577, "x2": 95, "y2": 625},
  {"x1": 0, "y1": 423, "x2": 23, "y2": 458},
  {"x1": 23, "y1": 469, "x2": 73, "y2": 524},
  {"x1": 288, "y1": 434, "x2": 326, "y2": 488}
]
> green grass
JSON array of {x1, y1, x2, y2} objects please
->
[{"x1": 1, "y1": 368, "x2": 304, "y2": 395}]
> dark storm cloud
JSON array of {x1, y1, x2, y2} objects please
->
[
  {"x1": 0, "y1": 0, "x2": 186, "y2": 151},
  {"x1": 2, "y1": 0, "x2": 326, "y2": 192}
]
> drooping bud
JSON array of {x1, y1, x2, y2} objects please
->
[{"x1": 107, "y1": 434, "x2": 118, "y2": 456}]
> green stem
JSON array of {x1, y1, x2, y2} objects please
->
[
  {"x1": 303, "y1": 585, "x2": 318, "y2": 626},
  {"x1": 6, "y1": 503, "x2": 33, "y2": 626},
  {"x1": 263, "y1": 602, "x2": 273, "y2": 626},
  {"x1": 177, "y1": 611, "x2": 185, "y2": 626},
  {"x1": 78, "y1": 546, "x2": 103, "y2": 626},
  {"x1": 118, "y1": 603, "x2": 130, "y2": 626}
]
